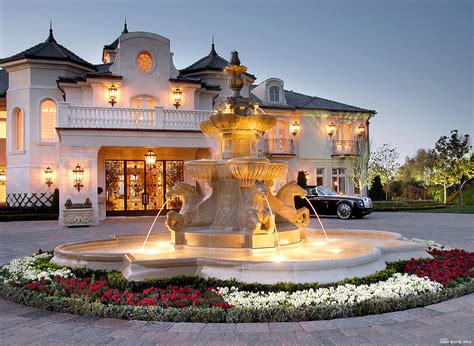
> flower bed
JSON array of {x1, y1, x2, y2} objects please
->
[{"x1": 1, "y1": 243, "x2": 473, "y2": 323}]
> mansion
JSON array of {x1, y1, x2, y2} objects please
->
[{"x1": 0, "y1": 23, "x2": 376, "y2": 225}]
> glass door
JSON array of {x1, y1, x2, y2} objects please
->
[{"x1": 126, "y1": 161, "x2": 145, "y2": 211}]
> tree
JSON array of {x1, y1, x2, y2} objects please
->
[
  {"x1": 433, "y1": 130, "x2": 473, "y2": 206},
  {"x1": 296, "y1": 170, "x2": 308, "y2": 188},
  {"x1": 369, "y1": 176, "x2": 385, "y2": 201},
  {"x1": 398, "y1": 149, "x2": 438, "y2": 199},
  {"x1": 368, "y1": 144, "x2": 400, "y2": 199},
  {"x1": 348, "y1": 138, "x2": 370, "y2": 195}
]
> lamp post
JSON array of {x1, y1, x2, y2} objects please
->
[
  {"x1": 108, "y1": 84, "x2": 117, "y2": 107},
  {"x1": 44, "y1": 166, "x2": 53, "y2": 187},
  {"x1": 327, "y1": 122, "x2": 336, "y2": 137},
  {"x1": 0, "y1": 169, "x2": 6, "y2": 185},
  {"x1": 145, "y1": 149, "x2": 157, "y2": 166},
  {"x1": 290, "y1": 121, "x2": 300, "y2": 137},
  {"x1": 173, "y1": 87, "x2": 182, "y2": 109},
  {"x1": 72, "y1": 163, "x2": 84, "y2": 192}
]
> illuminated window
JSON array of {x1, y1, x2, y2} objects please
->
[
  {"x1": 269, "y1": 86, "x2": 280, "y2": 102},
  {"x1": 332, "y1": 168, "x2": 346, "y2": 194},
  {"x1": 14, "y1": 109, "x2": 23, "y2": 151},
  {"x1": 136, "y1": 52, "x2": 153, "y2": 73},
  {"x1": 40, "y1": 100, "x2": 57, "y2": 142},
  {"x1": 131, "y1": 96, "x2": 156, "y2": 109},
  {"x1": 316, "y1": 168, "x2": 326, "y2": 187}
]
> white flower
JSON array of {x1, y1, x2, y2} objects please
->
[
  {"x1": 217, "y1": 273, "x2": 442, "y2": 309},
  {"x1": 1, "y1": 253, "x2": 72, "y2": 284},
  {"x1": 402, "y1": 237, "x2": 453, "y2": 250}
]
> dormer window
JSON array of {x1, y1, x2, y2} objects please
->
[{"x1": 269, "y1": 86, "x2": 280, "y2": 102}]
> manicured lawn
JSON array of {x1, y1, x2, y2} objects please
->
[{"x1": 414, "y1": 205, "x2": 474, "y2": 214}]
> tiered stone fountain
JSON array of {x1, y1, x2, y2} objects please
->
[{"x1": 52, "y1": 52, "x2": 429, "y2": 284}]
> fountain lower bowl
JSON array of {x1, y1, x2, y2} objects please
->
[{"x1": 52, "y1": 229, "x2": 429, "y2": 284}]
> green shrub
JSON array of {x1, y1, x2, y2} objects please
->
[{"x1": 369, "y1": 176, "x2": 385, "y2": 201}]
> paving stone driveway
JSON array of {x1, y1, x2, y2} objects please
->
[{"x1": 0, "y1": 212, "x2": 473, "y2": 345}]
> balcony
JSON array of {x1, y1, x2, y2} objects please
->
[
  {"x1": 264, "y1": 138, "x2": 295, "y2": 156},
  {"x1": 332, "y1": 140, "x2": 359, "y2": 156},
  {"x1": 57, "y1": 103, "x2": 213, "y2": 131}
]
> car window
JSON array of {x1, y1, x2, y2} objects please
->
[
  {"x1": 306, "y1": 187, "x2": 317, "y2": 195},
  {"x1": 317, "y1": 186, "x2": 337, "y2": 196}
]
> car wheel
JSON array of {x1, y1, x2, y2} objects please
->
[{"x1": 336, "y1": 202, "x2": 353, "y2": 220}]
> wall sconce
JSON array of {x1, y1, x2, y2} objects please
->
[
  {"x1": 327, "y1": 122, "x2": 336, "y2": 137},
  {"x1": 173, "y1": 87, "x2": 182, "y2": 109},
  {"x1": 72, "y1": 163, "x2": 84, "y2": 192},
  {"x1": 108, "y1": 84, "x2": 118, "y2": 107},
  {"x1": 357, "y1": 124, "x2": 366, "y2": 137},
  {"x1": 145, "y1": 149, "x2": 157, "y2": 166},
  {"x1": 290, "y1": 121, "x2": 300, "y2": 137},
  {"x1": 44, "y1": 166, "x2": 53, "y2": 187},
  {"x1": 0, "y1": 169, "x2": 6, "y2": 185}
]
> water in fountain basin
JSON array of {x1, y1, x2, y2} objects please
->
[
  {"x1": 304, "y1": 196, "x2": 329, "y2": 241},
  {"x1": 142, "y1": 200, "x2": 168, "y2": 249},
  {"x1": 263, "y1": 196, "x2": 284, "y2": 259}
]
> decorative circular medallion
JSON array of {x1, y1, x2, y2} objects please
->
[{"x1": 137, "y1": 52, "x2": 153, "y2": 73}]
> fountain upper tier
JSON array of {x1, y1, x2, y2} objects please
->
[{"x1": 199, "y1": 51, "x2": 276, "y2": 160}]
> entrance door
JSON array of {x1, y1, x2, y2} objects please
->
[
  {"x1": 126, "y1": 161, "x2": 145, "y2": 211},
  {"x1": 105, "y1": 159, "x2": 183, "y2": 214}
]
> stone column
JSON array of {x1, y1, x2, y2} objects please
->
[{"x1": 58, "y1": 146, "x2": 100, "y2": 227}]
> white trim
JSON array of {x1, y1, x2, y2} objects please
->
[{"x1": 11, "y1": 106, "x2": 25, "y2": 154}]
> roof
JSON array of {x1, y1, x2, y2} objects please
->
[
  {"x1": 0, "y1": 69, "x2": 8, "y2": 97},
  {"x1": 0, "y1": 28, "x2": 95, "y2": 70},
  {"x1": 103, "y1": 22, "x2": 129, "y2": 51},
  {"x1": 284, "y1": 90, "x2": 375, "y2": 113},
  {"x1": 249, "y1": 86, "x2": 374, "y2": 113},
  {"x1": 180, "y1": 44, "x2": 256, "y2": 80},
  {"x1": 58, "y1": 63, "x2": 121, "y2": 84}
]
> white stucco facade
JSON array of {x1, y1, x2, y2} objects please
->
[{"x1": 0, "y1": 26, "x2": 375, "y2": 224}]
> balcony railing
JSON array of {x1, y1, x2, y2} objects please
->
[
  {"x1": 332, "y1": 140, "x2": 359, "y2": 156},
  {"x1": 264, "y1": 138, "x2": 295, "y2": 156},
  {"x1": 57, "y1": 103, "x2": 213, "y2": 131}
]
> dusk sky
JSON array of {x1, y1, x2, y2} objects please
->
[{"x1": 0, "y1": 0, "x2": 472, "y2": 161}]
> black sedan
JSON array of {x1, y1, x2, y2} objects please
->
[{"x1": 295, "y1": 186, "x2": 373, "y2": 220}]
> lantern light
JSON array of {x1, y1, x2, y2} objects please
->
[
  {"x1": 290, "y1": 121, "x2": 300, "y2": 137},
  {"x1": 108, "y1": 84, "x2": 118, "y2": 107},
  {"x1": 173, "y1": 87, "x2": 182, "y2": 109},
  {"x1": 72, "y1": 163, "x2": 84, "y2": 192},
  {"x1": 327, "y1": 122, "x2": 336, "y2": 137},
  {"x1": 0, "y1": 169, "x2": 6, "y2": 185},
  {"x1": 145, "y1": 149, "x2": 157, "y2": 166},
  {"x1": 357, "y1": 124, "x2": 366, "y2": 137},
  {"x1": 44, "y1": 166, "x2": 53, "y2": 187}
]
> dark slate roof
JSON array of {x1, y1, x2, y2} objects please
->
[
  {"x1": 0, "y1": 69, "x2": 8, "y2": 97},
  {"x1": 103, "y1": 22, "x2": 129, "y2": 51},
  {"x1": 249, "y1": 86, "x2": 374, "y2": 113},
  {"x1": 171, "y1": 76, "x2": 221, "y2": 91},
  {"x1": 284, "y1": 90, "x2": 375, "y2": 113},
  {"x1": 0, "y1": 28, "x2": 95, "y2": 70},
  {"x1": 57, "y1": 63, "x2": 121, "y2": 84},
  {"x1": 180, "y1": 44, "x2": 256, "y2": 80}
]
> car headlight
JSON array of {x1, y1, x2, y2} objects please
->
[{"x1": 357, "y1": 200, "x2": 364, "y2": 207}]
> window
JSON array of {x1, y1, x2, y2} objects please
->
[
  {"x1": 269, "y1": 86, "x2": 280, "y2": 102},
  {"x1": 136, "y1": 52, "x2": 153, "y2": 73},
  {"x1": 14, "y1": 109, "x2": 23, "y2": 151},
  {"x1": 40, "y1": 100, "x2": 57, "y2": 142},
  {"x1": 332, "y1": 168, "x2": 346, "y2": 194},
  {"x1": 316, "y1": 168, "x2": 325, "y2": 187},
  {"x1": 131, "y1": 96, "x2": 156, "y2": 109}
]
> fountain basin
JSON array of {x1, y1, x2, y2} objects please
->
[{"x1": 52, "y1": 229, "x2": 429, "y2": 284}]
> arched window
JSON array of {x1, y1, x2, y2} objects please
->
[
  {"x1": 269, "y1": 86, "x2": 280, "y2": 102},
  {"x1": 14, "y1": 108, "x2": 23, "y2": 151},
  {"x1": 40, "y1": 100, "x2": 57, "y2": 142}
]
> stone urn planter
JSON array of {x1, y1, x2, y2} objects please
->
[{"x1": 60, "y1": 198, "x2": 95, "y2": 227}]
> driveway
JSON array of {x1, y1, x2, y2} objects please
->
[{"x1": 0, "y1": 212, "x2": 473, "y2": 345}]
